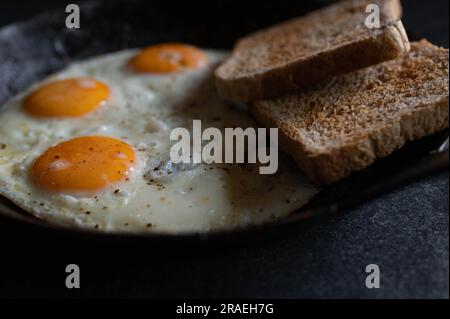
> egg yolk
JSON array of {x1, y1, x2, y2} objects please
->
[
  {"x1": 23, "y1": 78, "x2": 109, "y2": 118},
  {"x1": 128, "y1": 43, "x2": 208, "y2": 73},
  {"x1": 30, "y1": 136, "x2": 136, "y2": 193}
]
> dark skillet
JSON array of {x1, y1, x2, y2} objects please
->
[{"x1": 0, "y1": 0, "x2": 448, "y2": 250}]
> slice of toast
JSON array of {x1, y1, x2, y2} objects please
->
[
  {"x1": 251, "y1": 40, "x2": 449, "y2": 185},
  {"x1": 215, "y1": 0, "x2": 410, "y2": 102}
]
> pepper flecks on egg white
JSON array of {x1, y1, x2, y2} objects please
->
[{"x1": 0, "y1": 45, "x2": 318, "y2": 234}]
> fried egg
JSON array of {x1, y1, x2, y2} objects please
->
[{"x1": 0, "y1": 43, "x2": 318, "y2": 234}]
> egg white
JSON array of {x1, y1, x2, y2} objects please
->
[{"x1": 0, "y1": 48, "x2": 318, "y2": 234}]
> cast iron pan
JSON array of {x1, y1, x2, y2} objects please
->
[{"x1": 0, "y1": 0, "x2": 448, "y2": 248}]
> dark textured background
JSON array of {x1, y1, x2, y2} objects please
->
[{"x1": 0, "y1": 0, "x2": 448, "y2": 299}]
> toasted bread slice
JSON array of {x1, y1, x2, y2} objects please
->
[
  {"x1": 215, "y1": 0, "x2": 410, "y2": 102},
  {"x1": 251, "y1": 40, "x2": 449, "y2": 185}
]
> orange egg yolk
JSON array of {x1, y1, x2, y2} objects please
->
[
  {"x1": 23, "y1": 78, "x2": 109, "y2": 118},
  {"x1": 128, "y1": 43, "x2": 208, "y2": 73},
  {"x1": 30, "y1": 136, "x2": 136, "y2": 193}
]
